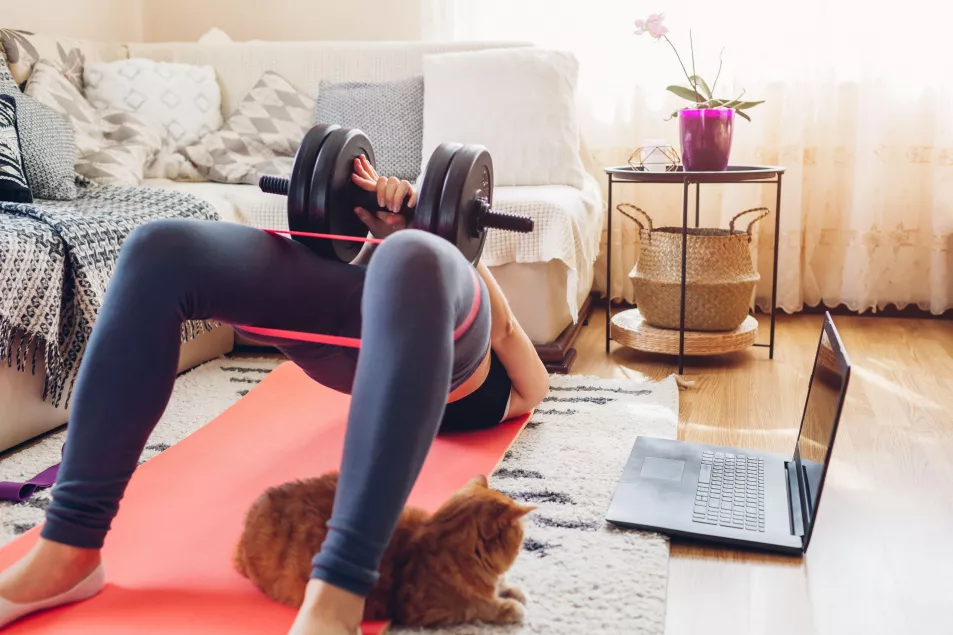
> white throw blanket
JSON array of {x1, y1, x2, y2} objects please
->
[{"x1": 482, "y1": 174, "x2": 604, "y2": 319}]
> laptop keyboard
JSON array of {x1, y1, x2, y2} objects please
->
[{"x1": 692, "y1": 451, "x2": 765, "y2": 532}]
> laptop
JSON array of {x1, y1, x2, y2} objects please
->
[{"x1": 605, "y1": 312, "x2": 851, "y2": 555}]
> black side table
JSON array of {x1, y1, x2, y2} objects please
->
[{"x1": 604, "y1": 165, "x2": 786, "y2": 373}]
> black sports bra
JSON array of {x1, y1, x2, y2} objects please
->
[{"x1": 440, "y1": 350, "x2": 513, "y2": 433}]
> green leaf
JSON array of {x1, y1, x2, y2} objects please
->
[
  {"x1": 733, "y1": 100, "x2": 765, "y2": 110},
  {"x1": 664, "y1": 109, "x2": 681, "y2": 121},
  {"x1": 735, "y1": 110, "x2": 751, "y2": 122},
  {"x1": 666, "y1": 85, "x2": 704, "y2": 102},
  {"x1": 688, "y1": 75, "x2": 712, "y2": 98}
]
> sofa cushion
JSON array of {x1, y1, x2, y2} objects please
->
[
  {"x1": 313, "y1": 77, "x2": 423, "y2": 181},
  {"x1": 25, "y1": 59, "x2": 163, "y2": 186},
  {"x1": 491, "y1": 259, "x2": 594, "y2": 344},
  {"x1": 0, "y1": 62, "x2": 76, "y2": 200},
  {"x1": 184, "y1": 71, "x2": 314, "y2": 185},
  {"x1": 141, "y1": 178, "x2": 282, "y2": 229},
  {"x1": 0, "y1": 29, "x2": 127, "y2": 90},
  {"x1": 84, "y1": 58, "x2": 223, "y2": 151},
  {"x1": 421, "y1": 48, "x2": 586, "y2": 189},
  {"x1": 0, "y1": 94, "x2": 32, "y2": 203}
]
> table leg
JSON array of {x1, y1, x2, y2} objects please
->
[
  {"x1": 695, "y1": 182, "x2": 700, "y2": 228},
  {"x1": 606, "y1": 174, "x2": 613, "y2": 354},
  {"x1": 679, "y1": 180, "x2": 689, "y2": 375},
  {"x1": 770, "y1": 174, "x2": 782, "y2": 359}
]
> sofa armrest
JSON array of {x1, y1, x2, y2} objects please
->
[{"x1": 0, "y1": 327, "x2": 235, "y2": 453}]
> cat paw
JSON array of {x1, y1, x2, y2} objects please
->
[
  {"x1": 492, "y1": 598, "x2": 525, "y2": 624},
  {"x1": 498, "y1": 584, "x2": 527, "y2": 605}
]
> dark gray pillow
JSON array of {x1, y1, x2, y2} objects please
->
[
  {"x1": 0, "y1": 60, "x2": 76, "y2": 200},
  {"x1": 313, "y1": 76, "x2": 423, "y2": 182}
]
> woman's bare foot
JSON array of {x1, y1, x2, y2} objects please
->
[
  {"x1": 0, "y1": 538, "x2": 102, "y2": 603},
  {"x1": 286, "y1": 579, "x2": 365, "y2": 635}
]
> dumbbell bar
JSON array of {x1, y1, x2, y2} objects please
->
[{"x1": 258, "y1": 124, "x2": 535, "y2": 265}]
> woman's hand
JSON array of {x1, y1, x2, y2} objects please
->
[{"x1": 351, "y1": 155, "x2": 416, "y2": 239}]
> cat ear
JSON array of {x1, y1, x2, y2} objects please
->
[
  {"x1": 466, "y1": 474, "x2": 489, "y2": 489},
  {"x1": 501, "y1": 503, "x2": 536, "y2": 521}
]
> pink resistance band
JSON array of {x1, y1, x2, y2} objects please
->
[
  {"x1": 263, "y1": 228, "x2": 383, "y2": 244},
  {"x1": 237, "y1": 229, "x2": 482, "y2": 348}
]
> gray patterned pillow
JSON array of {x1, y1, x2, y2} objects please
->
[
  {"x1": 313, "y1": 76, "x2": 424, "y2": 181},
  {"x1": 184, "y1": 71, "x2": 315, "y2": 185},
  {"x1": 0, "y1": 56, "x2": 76, "y2": 200}
]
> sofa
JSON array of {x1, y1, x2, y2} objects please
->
[{"x1": 0, "y1": 36, "x2": 604, "y2": 453}]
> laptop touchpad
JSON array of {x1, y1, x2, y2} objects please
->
[{"x1": 640, "y1": 457, "x2": 685, "y2": 481}]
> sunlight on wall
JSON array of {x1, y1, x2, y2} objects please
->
[
  {"x1": 422, "y1": 0, "x2": 950, "y2": 122},
  {"x1": 3, "y1": 0, "x2": 143, "y2": 41},
  {"x1": 3, "y1": 0, "x2": 421, "y2": 43},
  {"x1": 140, "y1": 0, "x2": 421, "y2": 42}
]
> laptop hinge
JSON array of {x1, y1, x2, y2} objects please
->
[{"x1": 785, "y1": 461, "x2": 806, "y2": 537}]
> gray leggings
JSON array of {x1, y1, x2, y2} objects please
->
[{"x1": 42, "y1": 219, "x2": 490, "y2": 597}]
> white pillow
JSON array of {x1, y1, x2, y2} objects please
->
[
  {"x1": 84, "y1": 59, "x2": 223, "y2": 151},
  {"x1": 421, "y1": 48, "x2": 586, "y2": 189},
  {"x1": 198, "y1": 27, "x2": 232, "y2": 44}
]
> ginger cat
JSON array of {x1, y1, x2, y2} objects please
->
[{"x1": 234, "y1": 473, "x2": 534, "y2": 628}]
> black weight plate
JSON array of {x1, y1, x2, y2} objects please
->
[
  {"x1": 310, "y1": 127, "x2": 379, "y2": 263},
  {"x1": 288, "y1": 124, "x2": 339, "y2": 255},
  {"x1": 436, "y1": 145, "x2": 493, "y2": 265},
  {"x1": 413, "y1": 143, "x2": 462, "y2": 236}
]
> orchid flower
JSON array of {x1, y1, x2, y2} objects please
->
[{"x1": 634, "y1": 13, "x2": 668, "y2": 39}]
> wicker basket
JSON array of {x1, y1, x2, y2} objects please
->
[{"x1": 620, "y1": 205, "x2": 769, "y2": 332}]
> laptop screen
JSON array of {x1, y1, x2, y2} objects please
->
[{"x1": 793, "y1": 317, "x2": 850, "y2": 547}]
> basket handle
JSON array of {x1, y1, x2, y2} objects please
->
[
  {"x1": 615, "y1": 204, "x2": 654, "y2": 231},
  {"x1": 729, "y1": 207, "x2": 770, "y2": 241}
]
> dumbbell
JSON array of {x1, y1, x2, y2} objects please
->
[{"x1": 258, "y1": 124, "x2": 534, "y2": 265}]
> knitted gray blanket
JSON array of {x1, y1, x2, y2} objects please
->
[{"x1": 0, "y1": 181, "x2": 219, "y2": 407}]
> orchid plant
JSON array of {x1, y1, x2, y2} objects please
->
[{"x1": 634, "y1": 13, "x2": 763, "y2": 121}]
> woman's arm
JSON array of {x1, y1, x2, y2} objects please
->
[{"x1": 475, "y1": 262, "x2": 550, "y2": 417}]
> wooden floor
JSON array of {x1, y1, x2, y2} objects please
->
[{"x1": 574, "y1": 309, "x2": 953, "y2": 635}]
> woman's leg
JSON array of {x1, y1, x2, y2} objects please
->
[
  {"x1": 0, "y1": 219, "x2": 367, "y2": 603},
  {"x1": 291, "y1": 229, "x2": 489, "y2": 634},
  {"x1": 308, "y1": 229, "x2": 488, "y2": 596}
]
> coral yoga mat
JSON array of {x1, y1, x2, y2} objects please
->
[{"x1": 0, "y1": 362, "x2": 529, "y2": 634}]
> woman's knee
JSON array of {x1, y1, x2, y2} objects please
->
[
  {"x1": 118, "y1": 219, "x2": 205, "y2": 285},
  {"x1": 368, "y1": 230, "x2": 459, "y2": 289}
]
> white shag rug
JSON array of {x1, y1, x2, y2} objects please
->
[{"x1": 0, "y1": 358, "x2": 678, "y2": 635}]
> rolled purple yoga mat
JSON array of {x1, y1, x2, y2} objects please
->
[
  {"x1": 0, "y1": 463, "x2": 59, "y2": 503},
  {"x1": 0, "y1": 444, "x2": 63, "y2": 502}
]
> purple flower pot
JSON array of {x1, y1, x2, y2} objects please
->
[{"x1": 679, "y1": 108, "x2": 734, "y2": 171}]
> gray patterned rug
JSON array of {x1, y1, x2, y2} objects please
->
[{"x1": 0, "y1": 358, "x2": 678, "y2": 634}]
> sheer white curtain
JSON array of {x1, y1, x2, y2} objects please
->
[{"x1": 421, "y1": 0, "x2": 953, "y2": 313}]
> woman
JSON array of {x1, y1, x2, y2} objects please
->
[{"x1": 0, "y1": 156, "x2": 550, "y2": 635}]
